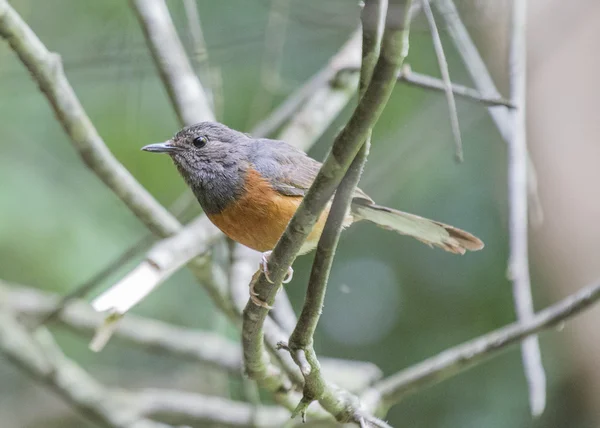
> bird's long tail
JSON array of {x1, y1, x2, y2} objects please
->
[{"x1": 351, "y1": 202, "x2": 484, "y2": 254}]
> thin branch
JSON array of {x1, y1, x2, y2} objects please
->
[
  {"x1": 372, "y1": 276, "x2": 600, "y2": 410},
  {"x1": 434, "y1": 0, "x2": 543, "y2": 225},
  {"x1": 130, "y1": 0, "x2": 214, "y2": 126},
  {"x1": 243, "y1": 0, "x2": 414, "y2": 424},
  {"x1": 0, "y1": 0, "x2": 180, "y2": 237},
  {"x1": 0, "y1": 309, "x2": 177, "y2": 428},
  {"x1": 338, "y1": 64, "x2": 515, "y2": 108},
  {"x1": 398, "y1": 65, "x2": 515, "y2": 107},
  {"x1": 285, "y1": 0, "x2": 384, "y2": 420},
  {"x1": 507, "y1": 0, "x2": 545, "y2": 416},
  {"x1": 421, "y1": 0, "x2": 463, "y2": 162}
]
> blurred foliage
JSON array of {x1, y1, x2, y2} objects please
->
[{"x1": 0, "y1": 0, "x2": 586, "y2": 427}]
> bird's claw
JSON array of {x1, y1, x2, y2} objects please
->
[
  {"x1": 250, "y1": 251, "x2": 293, "y2": 308},
  {"x1": 260, "y1": 251, "x2": 294, "y2": 284}
]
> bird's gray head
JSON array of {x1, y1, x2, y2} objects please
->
[{"x1": 142, "y1": 121, "x2": 253, "y2": 214}]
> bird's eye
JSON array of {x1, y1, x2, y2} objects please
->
[{"x1": 192, "y1": 136, "x2": 208, "y2": 148}]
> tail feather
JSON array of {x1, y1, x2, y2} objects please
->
[{"x1": 352, "y1": 203, "x2": 484, "y2": 255}]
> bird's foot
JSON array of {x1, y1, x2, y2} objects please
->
[
  {"x1": 260, "y1": 251, "x2": 294, "y2": 284},
  {"x1": 249, "y1": 251, "x2": 294, "y2": 309},
  {"x1": 249, "y1": 272, "x2": 272, "y2": 309}
]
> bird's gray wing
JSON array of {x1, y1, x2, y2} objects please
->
[{"x1": 250, "y1": 138, "x2": 373, "y2": 203}]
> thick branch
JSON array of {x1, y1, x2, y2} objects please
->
[
  {"x1": 130, "y1": 0, "x2": 214, "y2": 126},
  {"x1": 507, "y1": 0, "x2": 546, "y2": 416},
  {"x1": 372, "y1": 277, "x2": 600, "y2": 410}
]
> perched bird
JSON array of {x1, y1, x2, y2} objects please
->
[{"x1": 142, "y1": 122, "x2": 483, "y2": 301}]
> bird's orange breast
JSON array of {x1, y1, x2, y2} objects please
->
[{"x1": 206, "y1": 168, "x2": 328, "y2": 253}]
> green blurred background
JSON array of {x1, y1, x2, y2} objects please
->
[{"x1": 1, "y1": 1, "x2": 598, "y2": 427}]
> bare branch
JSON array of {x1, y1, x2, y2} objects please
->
[
  {"x1": 130, "y1": 0, "x2": 214, "y2": 126},
  {"x1": 506, "y1": 0, "x2": 546, "y2": 416},
  {"x1": 398, "y1": 65, "x2": 515, "y2": 107},
  {"x1": 371, "y1": 277, "x2": 600, "y2": 410},
  {"x1": 421, "y1": 0, "x2": 463, "y2": 161},
  {"x1": 285, "y1": 0, "x2": 385, "y2": 420},
  {"x1": 434, "y1": 0, "x2": 543, "y2": 225},
  {"x1": 243, "y1": 0, "x2": 414, "y2": 424},
  {"x1": 338, "y1": 64, "x2": 516, "y2": 108}
]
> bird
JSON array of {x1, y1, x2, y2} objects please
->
[{"x1": 142, "y1": 122, "x2": 483, "y2": 304}]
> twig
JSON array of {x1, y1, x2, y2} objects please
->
[
  {"x1": 0, "y1": 0, "x2": 180, "y2": 237},
  {"x1": 398, "y1": 66, "x2": 515, "y2": 107},
  {"x1": 0, "y1": 309, "x2": 177, "y2": 428},
  {"x1": 130, "y1": 0, "x2": 214, "y2": 126},
  {"x1": 434, "y1": 0, "x2": 543, "y2": 225},
  {"x1": 371, "y1": 276, "x2": 600, "y2": 410},
  {"x1": 506, "y1": 0, "x2": 546, "y2": 417},
  {"x1": 285, "y1": 0, "x2": 384, "y2": 420},
  {"x1": 338, "y1": 64, "x2": 516, "y2": 108},
  {"x1": 420, "y1": 0, "x2": 463, "y2": 162},
  {"x1": 243, "y1": 0, "x2": 414, "y2": 424}
]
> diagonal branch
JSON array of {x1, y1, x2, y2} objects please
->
[
  {"x1": 506, "y1": 0, "x2": 546, "y2": 416},
  {"x1": 283, "y1": 0, "x2": 386, "y2": 422},
  {"x1": 371, "y1": 276, "x2": 600, "y2": 411},
  {"x1": 421, "y1": 0, "x2": 463, "y2": 161},
  {"x1": 242, "y1": 0, "x2": 414, "y2": 424}
]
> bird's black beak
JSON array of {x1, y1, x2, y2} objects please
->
[{"x1": 141, "y1": 141, "x2": 182, "y2": 154}]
